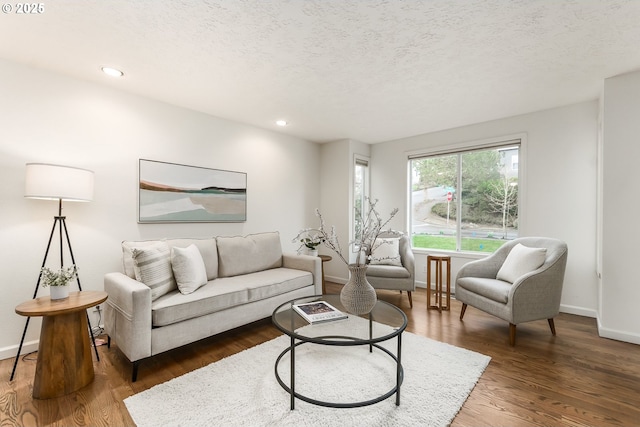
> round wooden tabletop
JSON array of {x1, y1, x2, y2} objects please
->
[{"x1": 15, "y1": 290, "x2": 108, "y2": 317}]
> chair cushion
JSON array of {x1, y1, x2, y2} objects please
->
[
  {"x1": 496, "y1": 243, "x2": 547, "y2": 283},
  {"x1": 457, "y1": 277, "x2": 512, "y2": 304},
  {"x1": 366, "y1": 264, "x2": 410, "y2": 279},
  {"x1": 369, "y1": 237, "x2": 403, "y2": 266},
  {"x1": 171, "y1": 244, "x2": 208, "y2": 295}
]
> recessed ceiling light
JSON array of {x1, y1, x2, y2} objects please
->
[
  {"x1": 101, "y1": 67, "x2": 124, "y2": 77},
  {"x1": 276, "y1": 120, "x2": 288, "y2": 127}
]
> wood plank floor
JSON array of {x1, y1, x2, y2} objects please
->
[{"x1": 2, "y1": 283, "x2": 640, "y2": 426}]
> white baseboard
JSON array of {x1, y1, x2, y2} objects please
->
[
  {"x1": 559, "y1": 304, "x2": 597, "y2": 319},
  {"x1": 325, "y1": 275, "x2": 347, "y2": 285},
  {"x1": 0, "y1": 339, "x2": 39, "y2": 361},
  {"x1": 596, "y1": 317, "x2": 640, "y2": 345}
]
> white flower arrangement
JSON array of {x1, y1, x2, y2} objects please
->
[
  {"x1": 292, "y1": 230, "x2": 325, "y2": 254},
  {"x1": 293, "y1": 198, "x2": 399, "y2": 266},
  {"x1": 40, "y1": 265, "x2": 78, "y2": 287}
]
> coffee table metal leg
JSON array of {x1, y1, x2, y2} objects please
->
[
  {"x1": 290, "y1": 335, "x2": 295, "y2": 410},
  {"x1": 369, "y1": 313, "x2": 373, "y2": 353},
  {"x1": 396, "y1": 332, "x2": 402, "y2": 406}
]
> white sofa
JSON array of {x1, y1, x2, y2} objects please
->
[{"x1": 104, "y1": 231, "x2": 321, "y2": 381}]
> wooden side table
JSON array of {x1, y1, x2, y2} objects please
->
[
  {"x1": 15, "y1": 290, "x2": 108, "y2": 399},
  {"x1": 426, "y1": 255, "x2": 451, "y2": 311},
  {"x1": 319, "y1": 255, "x2": 332, "y2": 294}
]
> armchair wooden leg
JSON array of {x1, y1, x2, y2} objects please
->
[
  {"x1": 548, "y1": 318, "x2": 557, "y2": 336},
  {"x1": 460, "y1": 303, "x2": 467, "y2": 320},
  {"x1": 509, "y1": 323, "x2": 516, "y2": 346},
  {"x1": 407, "y1": 291, "x2": 413, "y2": 308}
]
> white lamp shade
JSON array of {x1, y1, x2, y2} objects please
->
[{"x1": 25, "y1": 163, "x2": 94, "y2": 202}]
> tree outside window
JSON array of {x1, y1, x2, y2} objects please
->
[{"x1": 410, "y1": 144, "x2": 519, "y2": 253}]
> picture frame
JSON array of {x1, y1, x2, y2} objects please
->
[{"x1": 138, "y1": 159, "x2": 247, "y2": 223}]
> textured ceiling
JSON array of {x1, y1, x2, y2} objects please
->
[{"x1": 1, "y1": 0, "x2": 640, "y2": 143}]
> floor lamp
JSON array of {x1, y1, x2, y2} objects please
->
[{"x1": 10, "y1": 163, "x2": 99, "y2": 381}]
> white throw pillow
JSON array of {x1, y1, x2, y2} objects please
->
[
  {"x1": 171, "y1": 244, "x2": 208, "y2": 294},
  {"x1": 496, "y1": 243, "x2": 547, "y2": 283},
  {"x1": 131, "y1": 241, "x2": 176, "y2": 300},
  {"x1": 369, "y1": 237, "x2": 403, "y2": 266}
]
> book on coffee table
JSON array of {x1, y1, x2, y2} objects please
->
[{"x1": 293, "y1": 301, "x2": 348, "y2": 324}]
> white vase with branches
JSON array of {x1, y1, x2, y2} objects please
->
[{"x1": 293, "y1": 198, "x2": 399, "y2": 314}]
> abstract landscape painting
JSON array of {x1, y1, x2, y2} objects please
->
[{"x1": 139, "y1": 159, "x2": 247, "y2": 223}]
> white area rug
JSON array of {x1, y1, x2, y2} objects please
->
[{"x1": 124, "y1": 323, "x2": 490, "y2": 427}]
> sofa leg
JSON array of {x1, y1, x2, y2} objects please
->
[
  {"x1": 132, "y1": 361, "x2": 139, "y2": 382},
  {"x1": 407, "y1": 291, "x2": 413, "y2": 308},
  {"x1": 548, "y1": 318, "x2": 557, "y2": 335},
  {"x1": 460, "y1": 303, "x2": 467, "y2": 320},
  {"x1": 509, "y1": 323, "x2": 516, "y2": 346}
]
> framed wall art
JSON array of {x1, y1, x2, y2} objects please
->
[{"x1": 138, "y1": 159, "x2": 247, "y2": 223}]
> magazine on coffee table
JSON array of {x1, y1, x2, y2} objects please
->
[{"x1": 293, "y1": 301, "x2": 348, "y2": 324}]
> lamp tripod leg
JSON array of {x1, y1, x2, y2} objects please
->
[
  {"x1": 9, "y1": 216, "x2": 59, "y2": 381},
  {"x1": 61, "y1": 217, "x2": 100, "y2": 361}
]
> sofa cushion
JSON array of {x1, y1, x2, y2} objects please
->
[
  {"x1": 369, "y1": 237, "x2": 402, "y2": 266},
  {"x1": 171, "y1": 244, "x2": 208, "y2": 295},
  {"x1": 216, "y1": 231, "x2": 283, "y2": 277},
  {"x1": 122, "y1": 238, "x2": 218, "y2": 281},
  {"x1": 457, "y1": 277, "x2": 511, "y2": 304},
  {"x1": 151, "y1": 267, "x2": 312, "y2": 327},
  {"x1": 131, "y1": 241, "x2": 177, "y2": 301},
  {"x1": 496, "y1": 243, "x2": 547, "y2": 283}
]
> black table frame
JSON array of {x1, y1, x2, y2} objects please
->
[{"x1": 272, "y1": 296, "x2": 407, "y2": 410}]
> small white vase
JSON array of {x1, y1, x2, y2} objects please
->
[
  {"x1": 49, "y1": 285, "x2": 69, "y2": 300},
  {"x1": 340, "y1": 264, "x2": 377, "y2": 315},
  {"x1": 307, "y1": 248, "x2": 319, "y2": 257}
]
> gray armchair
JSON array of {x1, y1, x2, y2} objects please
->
[
  {"x1": 456, "y1": 237, "x2": 568, "y2": 346},
  {"x1": 366, "y1": 232, "x2": 416, "y2": 307}
]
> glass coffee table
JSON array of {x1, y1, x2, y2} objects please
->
[{"x1": 272, "y1": 294, "x2": 407, "y2": 410}]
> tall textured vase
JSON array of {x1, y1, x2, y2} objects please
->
[{"x1": 340, "y1": 264, "x2": 377, "y2": 315}]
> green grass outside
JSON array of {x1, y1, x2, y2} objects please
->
[{"x1": 412, "y1": 235, "x2": 507, "y2": 253}]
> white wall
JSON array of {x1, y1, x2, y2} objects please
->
[
  {"x1": 318, "y1": 139, "x2": 371, "y2": 281},
  {"x1": 601, "y1": 70, "x2": 640, "y2": 344},
  {"x1": 369, "y1": 101, "x2": 600, "y2": 319},
  {"x1": 0, "y1": 59, "x2": 320, "y2": 359}
]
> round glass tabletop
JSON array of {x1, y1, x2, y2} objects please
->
[{"x1": 272, "y1": 294, "x2": 407, "y2": 345}]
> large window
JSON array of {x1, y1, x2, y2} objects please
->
[{"x1": 409, "y1": 141, "x2": 520, "y2": 253}]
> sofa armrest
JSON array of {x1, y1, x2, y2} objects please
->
[
  {"x1": 399, "y1": 241, "x2": 415, "y2": 279},
  {"x1": 103, "y1": 272, "x2": 153, "y2": 362},
  {"x1": 282, "y1": 253, "x2": 323, "y2": 295}
]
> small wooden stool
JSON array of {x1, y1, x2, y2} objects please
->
[{"x1": 427, "y1": 255, "x2": 451, "y2": 311}]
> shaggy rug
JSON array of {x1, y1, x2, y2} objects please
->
[{"x1": 124, "y1": 323, "x2": 490, "y2": 427}]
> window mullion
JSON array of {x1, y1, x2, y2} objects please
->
[{"x1": 456, "y1": 154, "x2": 463, "y2": 251}]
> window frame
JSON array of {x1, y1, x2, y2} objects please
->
[
  {"x1": 353, "y1": 154, "x2": 370, "y2": 242},
  {"x1": 406, "y1": 134, "x2": 526, "y2": 254}
]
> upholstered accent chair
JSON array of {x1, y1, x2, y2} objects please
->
[
  {"x1": 456, "y1": 237, "x2": 568, "y2": 346},
  {"x1": 366, "y1": 232, "x2": 416, "y2": 307}
]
